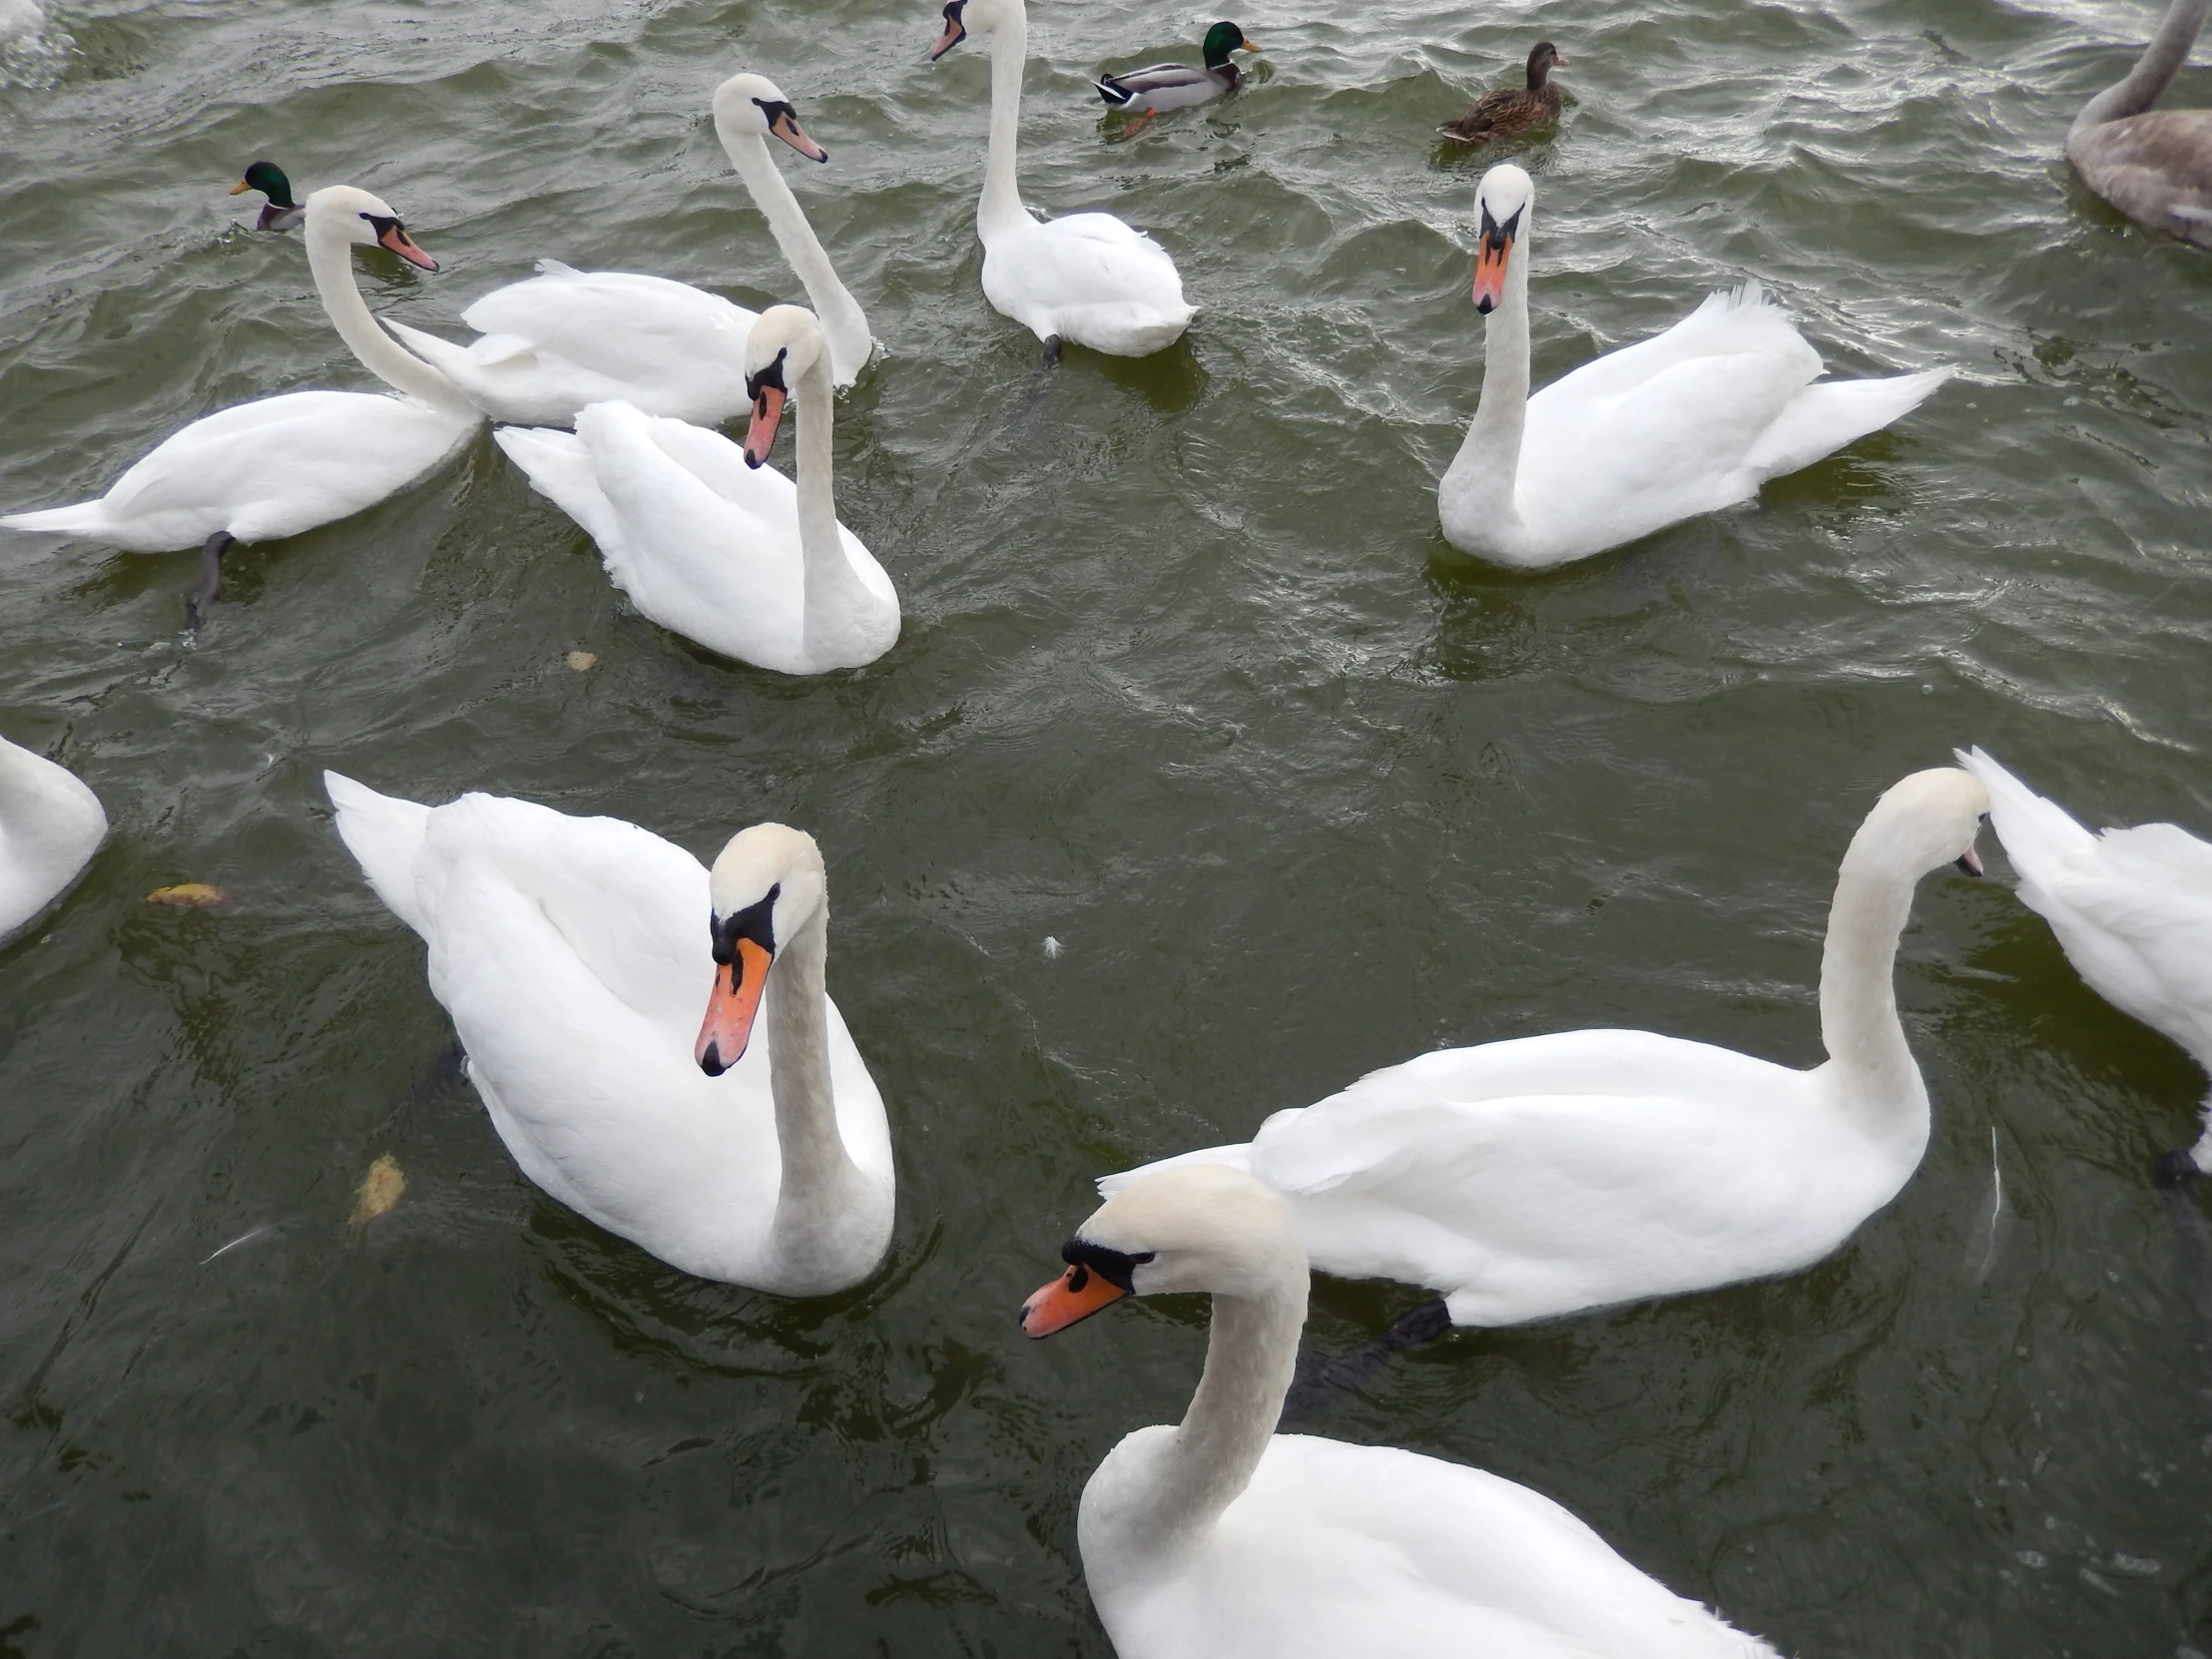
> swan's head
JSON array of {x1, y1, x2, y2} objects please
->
[
  {"x1": 741, "y1": 304, "x2": 828, "y2": 469},
  {"x1": 1851, "y1": 767, "x2": 1990, "y2": 881},
  {"x1": 696, "y1": 823, "x2": 828, "y2": 1075},
  {"x1": 305, "y1": 185, "x2": 437, "y2": 271},
  {"x1": 1020, "y1": 1166, "x2": 1302, "y2": 1337},
  {"x1": 713, "y1": 73, "x2": 830, "y2": 163},
  {"x1": 231, "y1": 160, "x2": 304, "y2": 233},
  {"x1": 1471, "y1": 164, "x2": 1534, "y2": 314},
  {"x1": 931, "y1": 0, "x2": 1015, "y2": 60}
]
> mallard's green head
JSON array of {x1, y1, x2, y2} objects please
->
[
  {"x1": 1201, "y1": 21, "x2": 1258, "y2": 68},
  {"x1": 231, "y1": 160, "x2": 304, "y2": 231}
]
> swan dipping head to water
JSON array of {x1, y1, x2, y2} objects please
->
[
  {"x1": 697, "y1": 823, "x2": 829, "y2": 1075},
  {"x1": 1023, "y1": 1163, "x2": 1284, "y2": 1335},
  {"x1": 711, "y1": 71, "x2": 830, "y2": 164}
]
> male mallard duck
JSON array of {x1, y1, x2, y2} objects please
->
[
  {"x1": 230, "y1": 160, "x2": 304, "y2": 232},
  {"x1": 1095, "y1": 21, "x2": 1260, "y2": 135},
  {"x1": 1438, "y1": 42, "x2": 1567, "y2": 145}
]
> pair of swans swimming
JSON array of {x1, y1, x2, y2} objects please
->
[{"x1": 322, "y1": 762, "x2": 1983, "y2": 1656}]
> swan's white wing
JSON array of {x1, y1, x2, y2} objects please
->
[
  {"x1": 5, "y1": 390, "x2": 472, "y2": 551},
  {"x1": 0, "y1": 736, "x2": 106, "y2": 941},
  {"x1": 325, "y1": 772, "x2": 435, "y2": 938},
  {"x1": 1741, "y1": 368, "x2": 1949, "y2": 478},
  {"x1": 1096, "y1": 1433, "x2": 1775, "y2": 1659},
  {"x1": 1535, "y1": 282, "x2": 1819, "y2": 409},
  {"x1": 983, "y1": 214, "x2": 1193, "y2": 351}
]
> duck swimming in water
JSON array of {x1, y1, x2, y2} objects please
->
[
  {"x1": 231, "y1": 160, "x2": 304, "y2": 232},
  {"x1": 1096, "y1": 21, "x2": 1260, "y2": 137},
  {"x1": 1439, "y1": 42, "x2": 1567, "y2": 146}
]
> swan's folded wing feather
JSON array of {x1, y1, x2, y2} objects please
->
[
  {"x1": 460, "y1": 270, "x2": 754, "y2": 376},
  {"x1": 325, "y1": 772, "x2": 436, "y2": 938},
  {"x1": 494, "y1": 424, "x2": 627, "y2": 554},
  {"x1": 1955, "y1": 747, "x2": 2098, "y2": 871},
  {"x1": 1741, "y1": 367, "x2": 1949, "y2": 479},
  {"x1": 1536, "y1": 281, "x2": 1819, "y2": 409}
]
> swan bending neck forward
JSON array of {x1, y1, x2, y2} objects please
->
[
  {"x1": 2066, "y1": 0, "x2": 2212, "y2": 245},
  {"x1": 494, "y1": 305, "x2": 897, "y2": 674},
  {"x1": 325, "y1": 774, "x2": 893, "y2": 1293},
  {"x1": 932, "y1": 0, "x2": 1194, "y2": 358},
  {"x1": 384, "y1": 73, "x2": 870, "y2": 425},
  {"x1": 0, "y1": 732, "x2": 106, "y2": 942},
  {"x1": 0, "y1": 185, "x2": 478, "y2": 623},
  {"x1": 1438, "y1": 164, "x2": 1949, "y2": 568},
  {"x1": 1021, "y1": 1166, "x2": 1779, "y2": 1659},
  {"x1": 1108, "y1": 768, "x2": 1990, "y2": 1329}
]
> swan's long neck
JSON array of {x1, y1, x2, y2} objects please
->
[
  {"x1": 978, "y1": 5, "x2": 1031, "y2": 241},
  {"x1": 720, "y1": 126, "x2": 871, "y2": 380},
  {"x1": 789, "y1": 347, "x2": 878, "y2": 658},
  {"x1": 1817, "y1": 834, "x2": 1927, "y2": 1126},
  {"x1": 762, "y1": 905, "x2": 871, "y2": 1282},
  {"x1": 2074, "y1": 0, "x2": 2212, "y2": 133},
  {"x1": 1442, "y1": 238, "x2": 1532, "y2": 531},
  {"x1": 1129, "y1": 1273, "x2": 1304, "y2": 1559},
  {"x1": 304, "y1": 216, "x2": 477, "y2": 418}
]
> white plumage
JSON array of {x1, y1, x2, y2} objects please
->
[{"x1": 0, "y1": 732, "x2": 106, "y2": 942}]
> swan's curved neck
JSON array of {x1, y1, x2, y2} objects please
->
[
  {"x1": 1817, "y1": 833, "x2": 1926, "y2": 1121},
  {"x1": 979, "y1": 7, "x2": 1032, "y2": 241},
  {"x1": 789, "y1": 347, "x2": 879, "y2": 658},
  {"x1": 1443, "y1": 239, "x2": 1532, "y2": 531},
  {"x1": 719, "y1": 124, "x2": 871, "y2": 380},
  {"x1": 1125, "y1": 1273, "x2": 1305, "y2": 1561},
  {"x1": 304, "y1": 215, "x2": 476, "y2": 418},
  {"x1": 762, "y1": 904, "x2": 870, "y2": 1279},
  {"x1": 2075, "y1": 0, "x2": 2212, "y2": 132}
]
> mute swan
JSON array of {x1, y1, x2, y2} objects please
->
[
  {"x1": 0, "y1": 732, "x2": 106, "y2": 942},
  {"x1": 1095, "y1": 22, "x2": 1261, "y2": 137},
  {"x1": 2067, "y1": 0, "x2": 2212, "y2": 245},
  {"x1": 1108, "y1": 768, "x2": 1989, "y2": 1330},
  {"x1": 384, "y1": 74, "x2": 870, "y2": 426},
  {"x1": 1956, "y1": 747, "x2": 2212, "y2": 1181},
  {"x1": 494, "y1": 305, "x2": 897, "y2": 675},
  {"x1": 931, "y1": 0, "x2": 1195, "y2": 360},
  {"x1": 324, "y1": 774, "x2": 893, "y2": 1292},
  {"x1": 1437, "y1": 165, "x2": 1951, "y2": 569},
  {"x1": 1438, "y1": 43, "x2": 1568, "y2": 145},
  {"x1": 1, "y1": 185, "x2": 479, "y2": 627},
  {"x1": 1021, "y1": 1165, "x2": 1780, "y2": 1659}
]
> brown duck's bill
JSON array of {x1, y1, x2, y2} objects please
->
[
  {"x1": 1472, "y1": 237, "x2": 1511, "y2": 312},
  {"x1": 695, "y1": 936, "x2": 773, "y2": 1073},
  {"x1": 771, "y1": 110, "x2": 830, "y2": 163},
  {"x1": 1020, "y1": 1264, "x2": 1127, "y2": 1337},
  {"x1": 379, "y1": 223, "x2": 438, "y2": 272},
  {"x1": 743, "y1": 384, "x2": 788, "y2": 468},
  {"x1": 930, "y1": 15, "x2": 966, "y2": 59}
]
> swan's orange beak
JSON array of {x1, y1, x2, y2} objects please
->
[
  {"x1": 1955, "y1": 843, "x2": 1984, "y2": 876},
  {"x1": 1472, "y1": 235, "x2": 1511, "y2": 313},
  {"x1": 696, "y1": 936, "x2": 773, "y2": 1075},
  {"x1": 1020, "y1": 1263, "x2": 1126, "y2": 1337},
  {"x1": 770, "y1": 109, "x2": 829, "y2": 163},
  {"x1": 379, "y1": 222, "x2": 437, "y2": 272},
  {"x1": 743, "y1": 384, "x2": 787, "y2": 469},
  {"x1": 930, "y1": 13, "x2": 966, "y2": 59}
]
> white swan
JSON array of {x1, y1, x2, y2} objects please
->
[
  {"x1": 931, "y1": 0, "x2": 1194, "y2": 360},
  {"x1": 325, "y1": 774, "x2": 893, "y2": 1291},
  {"x1": 494, "y1": 305, "x2": 896, "y2": 675},
  {"x1": 1437, "y1": 165, "x2": 1952, "y2": 569},
  {"x1": 1021, "y1": 1165, "x2": 1780, "y2": 1659},
  {"x1": 384, "y1": 74, "x2": 870, "y2": 425},
  {"x1": 1108, "y1": 768, "x2": 1989, "y2": 1329},
  {"x1": 0, "y1": 732, "x2": 106, "y2": 942},
  {"x1": 1, "y1": 186, "x2": 480, "y2": 625},
  {"x1": 1957, "y1": 747, "x2": 2212, "y2": 1179}
]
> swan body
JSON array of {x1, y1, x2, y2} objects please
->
[
  {"x1": 1437, "y1": 165, "x2": 1950, "y2": 569},
  {"x1": 934, "y1": 0, "x2": 1195, "y2": 356},
  {"x1": 2067, "y1": 0, "x2": 2212, "y2": 246},
  {"x1": 1021, "y1": 1166, "x2": 1780, "y2": 1659},
  {"x1": 495, "y1": 305, "x2": 897, "y2": 675},
  {"x1": 385, "y1": 75, "x2": 869, "y2": 425},
  {"x1": 1958, "y1": 747, "x2": 2212, "y2": 1173},
  {"x1": 1, "y1": 187, "x2": 477, "y2": 556},
  {"x1": 1108, "y1": 768, "x2": 1990, "y2": 1327},
  {"x1": 325, "y1": 774, "x2": 893, "y2": 1292},
  {"x1": 0, "y1": 733, "x2": 106, "y2": 942}
]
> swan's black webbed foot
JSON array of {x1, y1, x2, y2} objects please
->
[
  {"x1": 185, "y1": 530, "x2": 235, "y2": 632},
  {"x1": 1041, "y1": 333, "x2": 1063, "y2": 367},
  {"x1": 2156, "y1": 1148, "x2": 2203, "y2": 1189},
  {"x1": 1280, "y1": 1298, "x2": 1454, "y2": 1422}
]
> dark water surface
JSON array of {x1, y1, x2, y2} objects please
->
[{"x1": 5, "y1": 0, "x2": 2212, "y2": 1652}]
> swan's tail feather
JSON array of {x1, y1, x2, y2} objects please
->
[
  {"x1": 533, "y1": 258, "x2": 582, "y2": 278},
  {"x1": 1953, "y1": 746, "x2": 2098, "y2": 863},
  {"x1": 1744, "y1": 365, "x2": 1951, "y2": 480},
  {"x1": 492, "y1": 424, "x2": 620, "y2": 553},
  {"x1": 1, "y1": 501, "x2": 109, "y2": 538},
  {"x1": 325, "y1": 771, "x2": 435, "y2": 939},
  {"x1": 1097, "y1": 1141, "x2": 1254, "y2": 1199}
]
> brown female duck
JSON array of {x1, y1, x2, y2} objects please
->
[{"x1": 1438, "y1": 42, "x2": 1567, "y2": 145}]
